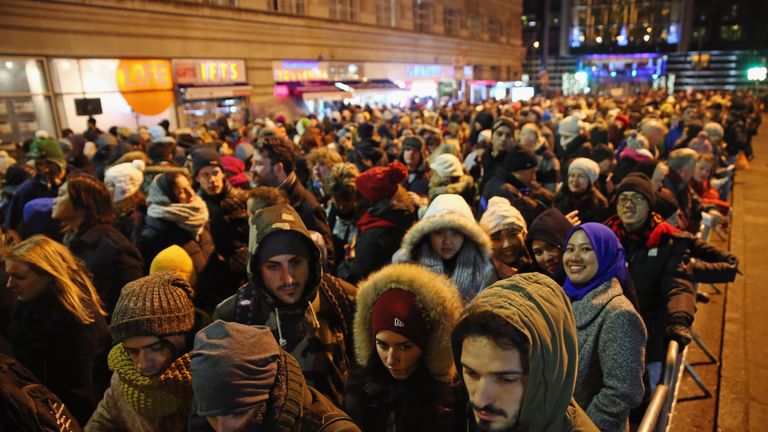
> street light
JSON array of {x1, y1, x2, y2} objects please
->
[{"x1": 747, "y1": 66, "x2": 767, "y2": 82}]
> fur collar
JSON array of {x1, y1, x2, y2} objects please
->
[
  {"x1": 353, "y1": 263, "x2": 463, "y2": 382},
  {"x1": 397, "y1": 212, "x2": 492, "y2": 262}
]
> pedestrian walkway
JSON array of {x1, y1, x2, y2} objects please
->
[
  {"x1": 716, "y1": 116, "x2": 768, "y2": 431},
  {"x1": 670, "y1": 115, "x2": 768, "y2": 431}
]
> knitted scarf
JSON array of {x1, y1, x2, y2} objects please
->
[
  {"x1": 146, "y1": 179, "x2": 209, "y2": 236},
  {"x1": 108, "y1": 344, "x2": 193, "y2": 419},
  {"x1": 417, "y1": 241, "x2": 486, "y2": 304},
  {"x1": 605, "y1": 212, "x2": 680, "y2": 250}
]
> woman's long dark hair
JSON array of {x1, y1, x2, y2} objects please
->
[
  {"x1": 66, "y1": 175, "x2": 114, "y2": 226},
  {"x1": 155, "y1": 172, "x2": 188, "y2": 204}
]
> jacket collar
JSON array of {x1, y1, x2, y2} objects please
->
[{"x1": 571, "y1": 279, "x2": 623, "y2": 328}]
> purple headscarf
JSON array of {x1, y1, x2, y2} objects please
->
[{"x1": 562, "y1": 222, "x2": 629, "y2": 302}]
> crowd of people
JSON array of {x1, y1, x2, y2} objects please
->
[{"x1": 0, "y1": 88, "x2": 755, "y2": 431}]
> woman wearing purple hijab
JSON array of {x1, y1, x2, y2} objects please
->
[{"x1": 563, "y1": 223, "x2": 647, "y2": 432}]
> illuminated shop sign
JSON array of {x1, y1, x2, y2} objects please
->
[
  {"x1": 174, "y1": 59, "x2": 247, "y2": 86},
  {"x1": 272, "y1": 61, "x2": 363, "y2": 82},
  {"x1": 116, "y1": 59, "x2": 173, "y2": 92},
  {"x1": 407, "y1": 64, "x2": 442, "y2": 78}
]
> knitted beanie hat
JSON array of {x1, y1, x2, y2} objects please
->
[
  {"x1": 356, "y1": 160, "x2": 408, "y2": 203},
  {"x1": 190, "y1": 146, "x2": 222, "y2": 178},
  {"x1": 526, "y1": 208, "x2": 573, "y2": 249},
  {"x1": 431, "y1": 153, "x2": 464, "y2": 178},
  {"x1": 492, "y1": 116, "x2": 516, "y2": 133},
  {"x1": 616, "y1": 173, "x2": 656, "y2": 207},
  {"x1": 29, "y1": 137, "x2": 65, "y2": 167},
  {"x1": 150, "y1": 245, "x2": 196, "y2": 287},
  {"x1": 104, "y1": 160, "x2": 145, "y2": 203},
  {"x1": 688, "y1": 131, "x2": 713, "y2": 154},
  {"x1": 220, "y1": 155, "x2": 249, "y2": 187},
  {"x1": 558, "y1": 115, "x2": 584, "y2": 139},
  {"x1": 110, "y1": 271, "x2": 195, "y2": 343},
  {"x1": 503, "y1": 148, "x2": 539, "y2": 172},
  {"x1": 191, "y1": 321, "x2": 280, "y2": 417},
  {"x1": 568, "y1": 157, "x2": 600, "y2": 184},
  {"x1": 480, "y1": 196, "x2": 527, "y2": 236},
  {"x1": 655, "y1": 188, "x2": 681, "y2": 220}
]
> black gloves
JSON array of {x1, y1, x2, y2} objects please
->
[{"x1": 666, "y1": 324, "x2": 693, "y2": 348}]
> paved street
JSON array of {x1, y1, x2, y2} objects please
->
[{"x1": 672, "y1": 115, "x2": 768, "y2": 431}]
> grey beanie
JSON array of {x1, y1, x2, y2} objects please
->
[{"x1": 191, "y1": 320, "x2": 280, "y2": 417}]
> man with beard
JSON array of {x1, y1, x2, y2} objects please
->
[
  {"x1": 213, "y1": 204, "x2": 356, "y2": 406},
  {"x1": 451, "y1": 273, "x2": 598, "y2": 431},
  {"x1": 250, "y1": 135, "x2": 334, "y2": 268}
]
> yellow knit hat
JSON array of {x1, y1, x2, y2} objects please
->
[{"x1": 150, "y1": 245, "x2": 196, "y2": 287}]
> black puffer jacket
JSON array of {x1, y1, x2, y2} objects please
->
[
  {"x1": 66, "y1": 223, "x2": 144, "y2": 315},
  {"x1": 337, "y1": 187, "x2": 417, "y2": 284},
  {"x1": 136, "y1": 216, "x2": 215, "y2": 277},
  {"x1": 5, "y1": 291, "x2": 110, "y2": 425}
]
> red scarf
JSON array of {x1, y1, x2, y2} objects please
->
[
  {"x1": 356, "y1": 211, "x2": 397, "y2": 234},
  {"x1": 605, "y1": 212, "x2": 680, "y2": 249}
]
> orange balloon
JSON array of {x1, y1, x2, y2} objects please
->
[{"x1": 116, "y1": 60, "x2": 174, "y2": 115}]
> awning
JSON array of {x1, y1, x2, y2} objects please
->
[{"x1": 182, "y1": 85, "x2": 252, "y2": 101}]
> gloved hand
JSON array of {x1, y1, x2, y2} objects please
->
[
  {"x1": 666, "y1": 324, "x2": 693, "y2": 348},
  {"x1": 726, "y1": 254, "x2": 739, "y2": 267}
]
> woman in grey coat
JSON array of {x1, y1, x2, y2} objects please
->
[{"x1": 562, "y1": 222, "x2": 647, "y2": 432}]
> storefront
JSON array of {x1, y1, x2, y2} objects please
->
[
  {"x1": 0, "y1": 57, "x2": 57, "y2": 145},
  {"x1": 363, "y1": 62, "x2": 460, "y2": 103},
  {"x1": 50, "y1": 58, "x2": 177, "y2": 133},
  {"x1": 173, "y1": 59, "x2": 250, "y2": 128},
  {"x1": 271, "y1": 60, "x2": 362, "y2": 116}
]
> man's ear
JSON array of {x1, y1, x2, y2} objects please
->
[{"x1": 274, "y1": 161, "x2": 285, "y2": 176}]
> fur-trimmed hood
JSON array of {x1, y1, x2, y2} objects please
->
[
  {"x1": 353, "y1": 263, "x2": 463, "y2": 382},
  {"x1": 394, "y1": 199, "x2": 492, "y2": 263}
]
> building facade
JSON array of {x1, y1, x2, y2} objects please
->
[{"x1": 0, "y1": 0, "x2": 523, "y2": 143}]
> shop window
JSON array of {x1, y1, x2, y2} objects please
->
[
  {"x1": 488, "y1": 18, "x2": 501, "y2": 42},
  {"x1": 468, "y1": 13, "x2": 483, "y2": 39},
  {"x1": 0, "y1": 59, "x2": 56, "y2": 144},
  {"x1": 443, "y1": 8, "x2": 462, "y2": 36},
  {"x1": 330, "y1": 0, "x2": 358, "y2": 21},
  {"x1": 269, "y1": 0, "x2": 305, "y2": 15},
  {"x1": 376, "y1": 0, "x2": 397, "y2": 27},
  {"x1": 720, "y1": 24, "x2": 743, "y2": 41},
  {"x1": 413, "y1": 0, "x2": 433, "y2": 33}
]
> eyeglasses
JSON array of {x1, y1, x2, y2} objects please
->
[{"x1": 617, "y1": 194, "x2": 647, "y2": 206}]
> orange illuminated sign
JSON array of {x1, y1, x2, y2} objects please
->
[
  {"x1": 116, "y1": 59, "x2": 174, "y2": 115},
  {"x1": 174, "y1": 59, "x2": 247, "y2": 86}
]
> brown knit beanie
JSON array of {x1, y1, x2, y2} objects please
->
[{"x1": 110, "y1": 271, "x2": 196, "y2": 343}]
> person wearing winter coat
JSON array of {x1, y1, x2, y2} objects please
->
[
  {"x1": 451, "y1": 273, "x2": 599, "y2": 432},
  {"x1": 337, "y1": 161, "x2": 417, "y2": 284},
  {"x1": 136, "y1": 172, "x2": 215, "y2": 286},
  {"x1": 345, "y1": 263, "x2": 466, "y2": 432},
  {"x1": 398, "y1": 135, "x2": 430, "y2": 197},
  {"x1": 393, "y1": 194, "x2": 492, "y2": 304},
  {"x1": 479, "y1": 196, "x2": 534, "y2": 281},
  {"x1": 103, "y1": 160, "x2": 146, "y2": 242},
  {"x1": 190, "y1": 146, "x2": 250, "y2": 310},
  {"x1": 478, "y1": 117, "x2": 516, "y2": 194},
  {"x1": 662, "y1": 148, "x2": 702, "y2": 233},
  {"x1": 555, "y1": 158, "x2": 611, "y2": 224},
  {"x1": 251, "y1": 135, "x2": 335, "y2": 269},
  {"x1": 213, "y1": 204, "x2": 356, "y2": 407},
  {"x1": 86, "y1": 272, "x2": 210, "y2": 432},
  {"x1": 525, "y1": 208, "x2": 573, "y2": 285},
  {"x1": 481, "y1": 148, "x2": 553, "y2": 225},
  {"x1": 428, "y1": 153, "x2": 475, "y2": 207},
  {"x1": 605, "y1": 173, "x2": 695, "y2": 389},
  {"x1": 3, "y1": 235, "x2": 110, "y2": 425},
  {"x1": 3, "y1": 137, "x2": 70, "y2": 232},
  {"x1": 51, "y1": 175, "x2": 144, "y2": 315},
  {"x1": 562, "y1": 223, "x2": 646, "y2": 431},
  {"x1": 189, "y1": 320, "x2": 360, "y2": 432},
  {"x1": 520, "y1": 123, "x2": 560, "y2": 193},
  {"x1": 324, "y1": 163, "x2": 362, "y2": 276}
]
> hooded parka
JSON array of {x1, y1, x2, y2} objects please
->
[
  {"x1": 451, "y1": 273, "x2": 599, "y2": 432},
  {"x1": 345, "y1": 263, "x2": 466, "y2": 432},
  {"x1": 213, "y1": 204, "x2": 356, "y2": 406}
]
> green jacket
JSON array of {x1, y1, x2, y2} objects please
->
[
  {"x1": 451, "y1": 273, "x2": 598, "y2": 432},
  {"x1": 214, "y1": 204, "x2": 356, "y2": 407}
]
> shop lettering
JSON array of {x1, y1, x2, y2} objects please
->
[
  {"x1": 116, "y1": 60, "x2": 173, "y2": 92},
  {"x1": 199, "y1": 61, "x2": 240, "y2": 83}
]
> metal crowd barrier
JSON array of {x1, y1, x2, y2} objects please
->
[{"x1": 638, "y1": 210, "x2": 724, "y2": 431}]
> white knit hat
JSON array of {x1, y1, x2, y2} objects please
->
[
  {"x1": 568, "y1": 157, "x2": 600, "y2": 184},
  {"x1": 430, "y1": 153, "x2": 464, "y2": 179},
  {"x1": 104, "y1": 160, "x2": 145, "y2": 203},
  {"x1": 479, "y1": 197, "x2": 527, "y2": 235},
  {"x1": 423, "y1": 193, "x2": 474, "y2": 221}
]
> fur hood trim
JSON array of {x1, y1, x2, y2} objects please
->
[
  {"x1": 354, "y1": 263, "x2": 463, "y2": 381},
  {"x1": 397, "y1": 211, "x2": 492, "y2": 261}
]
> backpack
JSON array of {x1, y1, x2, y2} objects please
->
[{"x1": 0, "y1": 353, "x2": 81, "y2": 432}]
